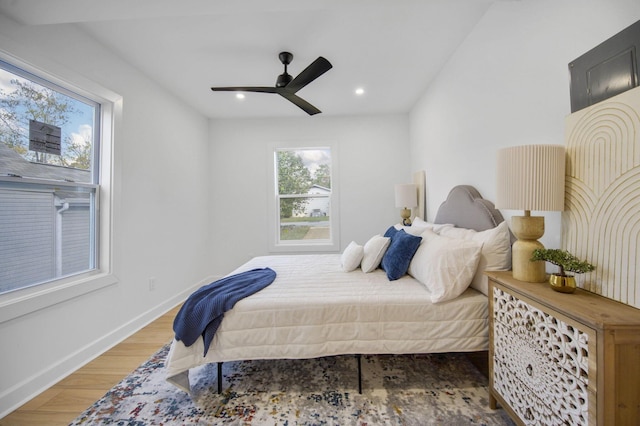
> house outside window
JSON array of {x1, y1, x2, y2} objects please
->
[
  {"x1": 0, "y1": 60, "x2": 101, "y2": 295},
  {"x1": 269, "y1": 144, "x2": 340, "y2": 252}
]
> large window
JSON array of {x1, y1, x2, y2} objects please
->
[
  {"x1": 270, "y1": 145, "x2": 339, "y2": 252},
  {"x1": 0, "y1": 60, "x2": 100, "y2": 294}
]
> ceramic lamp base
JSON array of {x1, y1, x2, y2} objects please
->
[
  {"x1": 511, "y1": 215, "x2": 546, "y2": 283},
  {"x1": 400, "y1": 208, "x2": 412, "y2": 226}
]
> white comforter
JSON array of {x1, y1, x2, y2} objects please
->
[{"x1": 166, "y1": 254, "x2": 488, "y2": 392}]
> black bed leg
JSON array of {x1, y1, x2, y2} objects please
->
[
  {"x1": 217, "y1": 362, "x2": 223, "y2": 394},
  {"x1": 356, "y1": 354, "x2": 362, "y2": 394}
]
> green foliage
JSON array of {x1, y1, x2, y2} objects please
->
[
  {"x1": 279, "y1": 225, "x2": 311, "y2": 240},
  {"x1": 530, "y1": 248, "x2": 595, "y2": 276},
  {"x1": 277, "y1": 150, "x2": 312, "y2": 218},
  {"x1": 312, "y1": 163, "x2": 331, "y2": 189},
  {"x1": 0, "y1": 77, "x2": 90, "y2": 169}
]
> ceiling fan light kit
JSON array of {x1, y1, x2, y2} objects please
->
[{"x1": 211, "y1": 51, "x2": 332, "y2": 115}]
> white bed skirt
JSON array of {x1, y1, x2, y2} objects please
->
[{"x1": 166, "y1": 254, "x2": 488, "y2": 392}]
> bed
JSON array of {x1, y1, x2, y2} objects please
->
[{"x1": 166, "y1": 185, "x2": 512, "y2": 394}]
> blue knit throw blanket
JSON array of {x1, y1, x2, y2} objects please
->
[{"x1": 173, "y1": 267, "x2": 277, "y2": 356}]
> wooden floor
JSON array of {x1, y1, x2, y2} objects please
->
[
  {"x1": 1, "y1": 304, "x2": 490, "y2": 426},
  {"x1": 0, "y1": 305, "x2": 181, "y2": 426}
]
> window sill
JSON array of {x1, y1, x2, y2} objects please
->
[
  {"x1": 0, "y1": 272, "x2": 118, "y2": 324},
  {"x1": 269, "y1": 241, "x2": 339, "y2": 253}
]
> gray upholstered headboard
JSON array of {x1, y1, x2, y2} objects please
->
[{"x1": 434, "y1": 185, "x2": 506, "y2": 232}]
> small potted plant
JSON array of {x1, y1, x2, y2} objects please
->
[{"x1": 530, "y1": 248, "x2": 595, "y2": 293}]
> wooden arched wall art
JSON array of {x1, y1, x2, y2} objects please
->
[{"x1": 563, "y1": 85, "x2": 640, "y2": 308}]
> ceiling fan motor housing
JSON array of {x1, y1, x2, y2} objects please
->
[
  {"x1": 276, "y1": 52, "x2": 294, "y2": 87},
  {"x1": 276, "y1": 72, "x2": 292, "y2": 87}
]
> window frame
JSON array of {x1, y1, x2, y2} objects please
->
[
  {"x1": 0, "y1": 51, "x2": 119, "y2": 323},
  {"x1": 267, "y1": 142, "x2": 340, "y2": 253}
]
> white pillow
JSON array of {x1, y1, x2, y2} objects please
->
[
  {"x1": 361, "y1": 235, "x2": 391, "y2": 273},
  {"x1": 394, "y1": 218, "x2": 454, "y2": 236},
  {"x1": 341, "y1": 241, "x2": 364, "y2": 272},
  {"x1": 408, "y1": 229, "x2": 482, "y2": 303},
  {"x1": 438, "y1": 221, "x2": 512, "y2": 295},
  {"x1": 412, "y1": 217, "x2": 455, "y2": 234}
]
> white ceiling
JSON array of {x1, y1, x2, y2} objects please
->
[{"x1": 0, "y1": 0, "x2": 496, "y2": 119}]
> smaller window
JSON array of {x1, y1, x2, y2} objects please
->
[{"x1": 269, "y1": 144, "x2": 339, "y2": 252}]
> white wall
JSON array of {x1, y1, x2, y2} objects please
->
[
  {"x1": 409, "y1": 0, "x2": 640, "y2": 251},
  {"x1": 3, "y1": 0, "x2": 640, "y2": 417},
  {"x1": 0, "y1": 15, "x2": 211, "y2": 415},
  {"x1": 208, "y1": 115, "x2": 410, "y2": 276}
]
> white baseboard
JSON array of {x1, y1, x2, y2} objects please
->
[{"x1": 0, "y1": 276, "x2": 214, "y2": 419}]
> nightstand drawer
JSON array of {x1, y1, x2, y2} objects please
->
[
  {"x1": 493, "y1": 286, "x2": 589, "y2": 384},
  {"x1": 493, "y1": 357, "x2": 558, "y2": 425},
  {"x1": 493, "y1": 321, "x2": 590, "y2": 425}
]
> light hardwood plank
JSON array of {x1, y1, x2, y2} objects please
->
[
  {"x1": 79, "y1": 355, "x2": 154, "y2": 375},
  {"x1": 0, "y1": 304, "x2": 180, "y2": 426},
  {"x1": 54, "y1": 373, "x2": 126, "y2": 390},
  {"x1": 34, "y1": 389, "x2": 108, "y2": 413},
  {"x1": 104, "y1": 342, "x2": 167, "y2": 357},
  {"x1": 0, "y1": 411, "x2": 80, "y2": 426}
]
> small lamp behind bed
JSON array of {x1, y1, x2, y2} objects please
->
[
  {"x1": 395, "y1": 183, "x2": 418, "y2": 226},
  {"x1": 496, "y1": 144, "x2": 566, "y2": 283}
]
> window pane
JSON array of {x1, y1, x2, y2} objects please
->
[
  {"x1": 0, "y1": 61, "x2": 99, "y2": 294},
  {"x1": 276, "y1": 148, "x2": 331, "y2": 195},
  {"x1": 0, "y1": 63, "x2": 97, "y2": 182},
  {"x1": 0, "y1": 184, "x2": 95, "y2": 293},
  {"x1": 279, "y1": 197, "x2": 330, "y2": 241}
]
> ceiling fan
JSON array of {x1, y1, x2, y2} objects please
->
[{"x1": 210, "y1": 51, "x2": 332, "y2": 115}]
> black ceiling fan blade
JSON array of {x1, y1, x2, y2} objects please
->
[
  {"x1": 211, "y1": 86, "x2": 277, "y2": 93},
  {"x1": 279, "y1": 92, "x2": 321, "y2": 115},
  {"x1": 285, "y1": 57, "x2": 332, "y2": 93}
]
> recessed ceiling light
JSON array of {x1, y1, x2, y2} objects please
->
[
  {"x1": 236, "y1": 93, "x2": 245, "y2": 100},
  {"x1": 355, "y1": 87, "x2": 365, "y2": 96}
]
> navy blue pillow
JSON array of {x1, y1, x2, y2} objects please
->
[
  {"x1": 383, "y1": 226, "x2": 399, "y2": 239},
  {"x1": 381, "y1": 226, "x2": 399, "y2": 271},
  {"x1": 380, "y1": 229, "x2": 422, "y2": 280}
]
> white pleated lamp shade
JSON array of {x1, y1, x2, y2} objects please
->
[
  {"x1": 394, "y1": 184, "x2": 418, "y2": 208},
  {"x1": 496, "y1": 144, "x2": 566, "y2": 212}
]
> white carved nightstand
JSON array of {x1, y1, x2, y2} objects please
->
[{"x1": 486, "y1": 271, "x2": 640, "y2": 425}]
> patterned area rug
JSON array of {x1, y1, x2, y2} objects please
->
[{"x1": 71, "y1": 344, "x2": 514, "y2": 425}]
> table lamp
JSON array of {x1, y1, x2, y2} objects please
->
[
  {"x1": 496, "y1": 144, "x2": 566, "y2": 282},
  {"x1": 395, "y1": 183, "x2": 417, "y2": 226}
]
